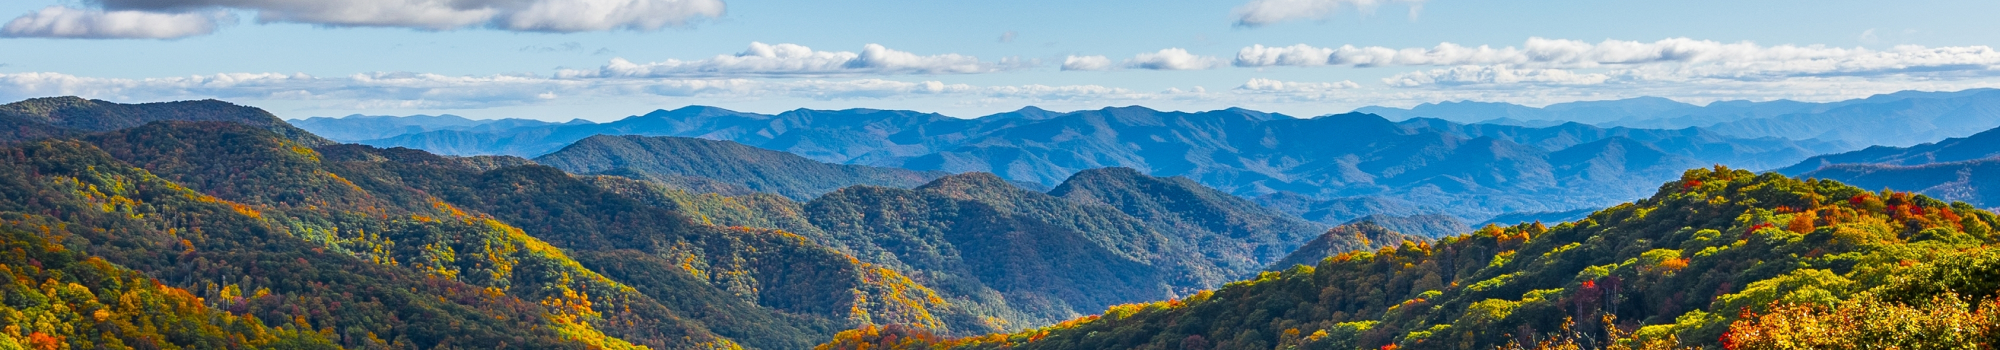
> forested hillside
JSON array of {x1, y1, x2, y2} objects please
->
[
  {"x1": 96, "y1": 120, "x2": 1035, "y2": 348},
  {"x1": 0, "y1": 96, "x2": 1393, "y2": 349},
  {"x1": 821, "y1": 166, "x2": 2000, "y2": 349},
  {"x1": 535, "y1": 135, "x2": 945, "y2": 200},
  {"x1": 1049, "y1": 167, "x2": 1329, "y2": 273},
  {"x1": 578, "y1": 166, "x2": 1351, "y2": 332},
  {"x1": 1, "y1": 96, "x2": 331, "y2": 146},
  {"x1": 0, "y1": 95, "x2": 1106, "y2": 349}
]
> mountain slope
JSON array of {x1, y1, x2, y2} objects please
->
[
  {"x1": 1049, "y1": 167, "x2": 1328, "y2": 273},
  {"x1": 581, "y1": 166, "x2": 1368, "y2": 333},
  {"x1": 798, "y1": 173, "x2": 1204, "y2": 326},
  {"x1": 73, "y1": 120, "x2": 1009, "y2": 348},
  {"x1": 1343, "y1": 213, "x2": 1471, "y2": 239},
  {"x1": 1801, "y1": 159, "x2": 2000, "y2": 209},
  {"x1": 1780, "y1": 126, "x2": 2000, "y2": 209},
  {"x1": 1780, "y1": 125, "x2": 2000, "y2": 174},
  {"x1": 826, "y1": 166, "x2": 2000, "y2": 349},
  {"x1": 0, "y1": 138, "x2": 608, "y2": 348},
  {"x1": 0, "y1": 96, "x2": 331, "y2": 146},
  {"x1": 289, "y1": 114, "x2": 583, "y2": 142},
  {"x1": 535, "y1": 135, "x2": 945, "y2": 200},
  {"x1": 1266, "y1": 221, "x2": 1420, "y2": 271}
]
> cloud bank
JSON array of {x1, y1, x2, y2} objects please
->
[
  {"x1": 1234, "y1": 38, "x2": 2000, "y2": 87},
  {"x1": 0, "y1": 71, "x2": 1159, "y2": 109},
  {"x1": 6, "y1": 0, "x2": 725, "y2": 38},
  {"x1": 563, "y1": 42, "x2": 1023, "y2": 78},
  {"x1": 2, "y1": 6, "x2": 234, "y2": 39}
]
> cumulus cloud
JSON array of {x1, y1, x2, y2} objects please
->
[
  {"x1": 1236, "y1": 38, "x2": 2000, "y2": 85},
  {"x1": 2, "y1": 6, "x2": 233, "y2": 39},
  {"x1": 1126, "y1": 48, "x2": 1224, "y2": 70},
  {"x1": 1237, "y1": 78, "x2": 1360, "y2": 92},
  {"x1": 0, "y1": 70, "x2": 1155, "y2": 109},
  {"x1": 562, "y1": 42, "x2": 1022, "y2": 78},
  {"x1": 35, "y1": 0, "x2": 722, "y2": 35},
  {"x1": 1062, "y1": 49, "x2": 1224, "y2": 71},
  {"x1": 1062, "y1": 55, "x2": 1114, "y2": 71},
  {"x1": 1234, "y1": 44, "x2": 1338, "y2": 67},
  {"x1": 1233, "y1": 0, "x2": 1424, "y2": 27},
  {"x1": 1382, "y1": 66, "x2": 1611, "y2": 87}
]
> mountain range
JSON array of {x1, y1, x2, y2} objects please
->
[
  {"x1": 6, "y1": 95, "x2": 1999, "y2": 349},
  {"x1": 1359, "y1": 89, "x2": 2000, "y2": 149},
  {"x1": 0, "y1": 97, "x2": 1374, "y2": 349},
  {"x1": 2, "y1": 96, "x2": 331, "y2": 146},
  {"x1": 535, "y1": 136, "x2": 1341, "y2": 325},
  {"x1": 1781, "y1": 125, "x2": 2000, "y2": 208},
  {"x1": 288, "y1": 114, "x2": 591, "y2": 142},
  {"x1": 307, "y1": 103, "x2": 1850, "y2": 222},
  {"x1": 533, "y1": 135, "x2": 947, "y2": 200}
]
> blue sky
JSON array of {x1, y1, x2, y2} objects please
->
[{"x1": 4, "y1": 0, "x2": 2000, "y2": 121}]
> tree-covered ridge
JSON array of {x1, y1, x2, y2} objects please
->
[
  {"x1": 0, "y1": 96, "x2": 331, "y2": 146},
  {"x1": 582, "y1": 165, "x2": 1381, "y2": 336},
  {"x1": 535, "y1": 135, "x2": 945, "y2": 201},
  {"x1": 68, "y1": 120, "x2": 999, "y2": 348},
  {"x1": 311, "y1": 144, "x2": 977, "y2": 341},
  {"x1": 820, "y1": 166, "x2": 2000, "y2": 349},
  {"x1": 0, "y1": 219, "x2": 335, "y2": 349},
  {"x1": 82, "y1": 121, "x2": 721, "y2": 349},
  {"x1": 1267, "y1": 221, "x2": 1419, "y2": 272},
  {"x1": 1050, "y1": 167, "x2": 1329, "y2": 276},
  {"x1": 0, "y1": 139, "x2": 602, "y2": 349}
]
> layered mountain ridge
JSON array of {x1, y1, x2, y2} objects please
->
[{"x1": 328, "y1": 103, "x2": 1849, "y2": 221}]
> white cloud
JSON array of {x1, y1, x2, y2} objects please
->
[
  {"x1": 1237, "y1": 78, "x2": 1360, "y2": 92},
  {"x1": 561, "y1": 42, "x2": 1019, "y2": 78},
  {"x1": 1382, "y1": 66, "x2": 1611, "y2": 87},
  {"x1": 0, "y1": 70, "x2": 1158, "y2": 109},
  {"x1": 1236, "y1": 38, "x2": 2000, "y2": 83},
  {"x1": 1232, "y1": 0, "x2": 1424, "y2": 27},
  {"x1": 497, "y1": 0, "x2": 725, "y2": 32},
  {"x1": 1235, "y1": 44, "x2": 1338, "y2": 67},
  {"x1": 60, "y1": 0, "x2": 721, "y2": 34},
  {"x1": 1, "y1": 6, "x2": 233, "y2": 39},
  {"x1": 1062, "y1": 55, "x2": 1114, "y2": 71},
  {"x1": 1126, "y1": 48, "x2": 1224, "y2": 70}
]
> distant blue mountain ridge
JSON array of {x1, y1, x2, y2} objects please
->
[
  {"x1": 1358, "y1": 88, "x2": 2000, "y2": 148},
  {"x1": 288, "y1": 113, "x2": 593, "y2": 142},
  {"x1": 295, "y1": 96, "x2": 1908, "y2": 222},
  {"x1": 1783, "y1": 125, "x2": 2000, "y2": 209}
]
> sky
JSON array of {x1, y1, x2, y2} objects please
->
[{"x1": 3, "y1": 0, "x2": 2000, "y2": 121}]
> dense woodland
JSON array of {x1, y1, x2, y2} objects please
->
[{"x1": 819, "y1": 167, "x2": 2000, "y2": 349}]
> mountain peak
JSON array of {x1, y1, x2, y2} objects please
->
[
  {"x1": 915, "y1": 172, "x2": 1025, "y2": 199},
  {"x1": 979, "y1": 106, "x2": 1063, "y2": 120}
]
